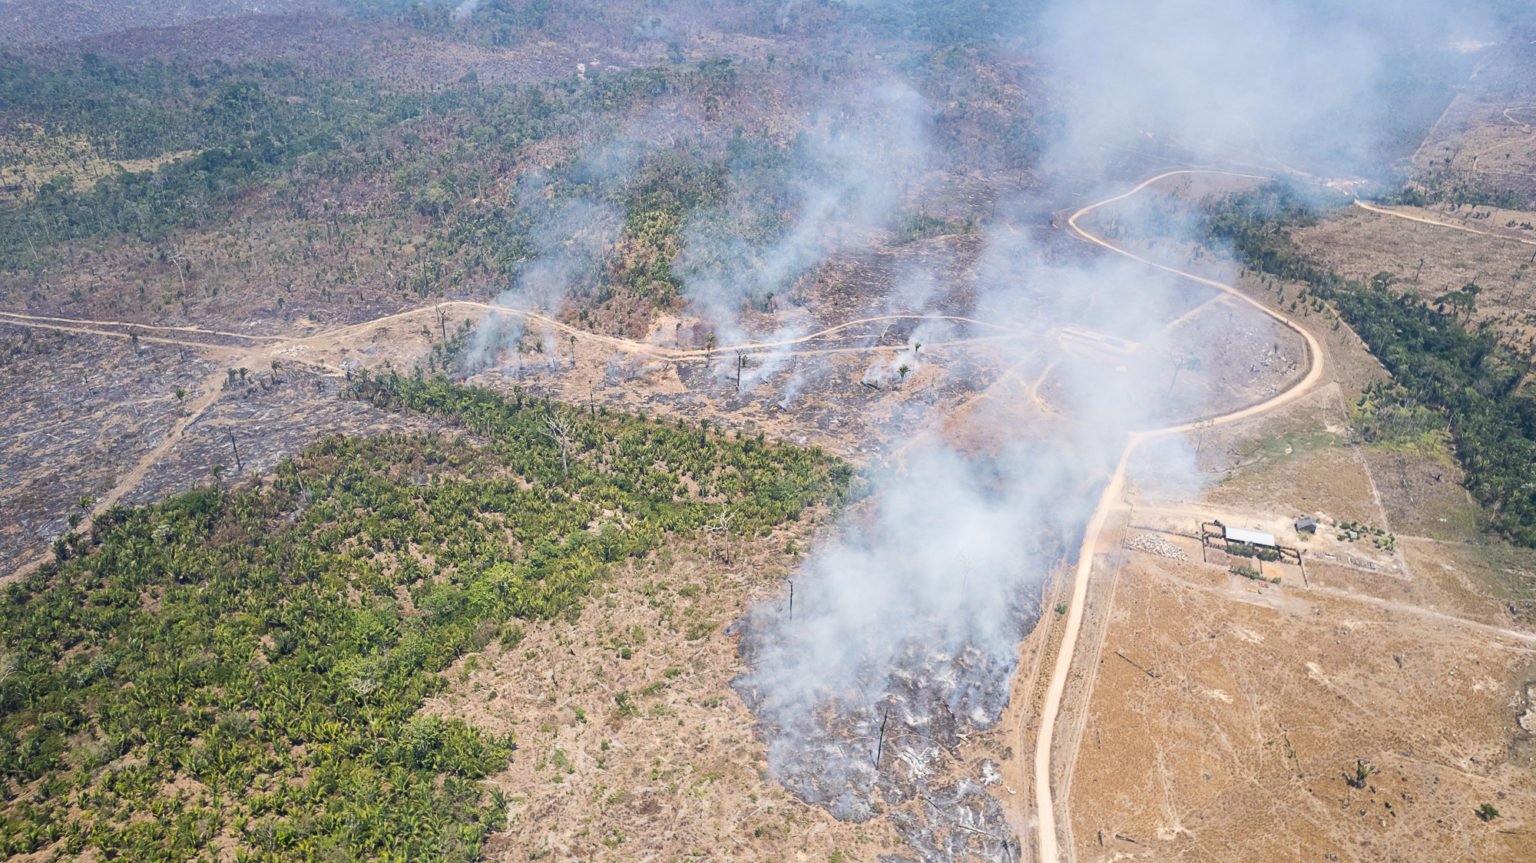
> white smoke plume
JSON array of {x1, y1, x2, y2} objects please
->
[
  {"x1": 738, "y1": 436, "x2": 1103, "y2": 819},
  {"x1": 733, "y1": 1, "x2": 1530, "y2": 855},
  {"x1": 451, "y1": 0, "x2": 480, "y2": 23},
  {"x1": 679, "y1": 81, "x2": 934, "y2": 344},
  {"x1": 459, "y1": 172, "x2": 623, "y2": 373},
  {"x1": 1036, "y1": 0, "x2": 1503, "y2": 178}
]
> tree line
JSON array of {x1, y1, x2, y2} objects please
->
[{"x1": 1204, "y1": 182, "x2": 1536, "y2": 546}]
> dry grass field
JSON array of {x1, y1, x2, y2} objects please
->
[
  {"x1": 1294, "y1": 205, "x2": 1536, "y2": 352},
  {"x1": 1042, "y1": 229, "x2": 1536, "y2": 862}
]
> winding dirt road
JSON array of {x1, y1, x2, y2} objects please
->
[
  {"x1": 1030, "y1": 170, "x2": 1327, "y2": 863},
  {"x1": 2, "y1": 294, "x2": 1044, "y2": 582}
]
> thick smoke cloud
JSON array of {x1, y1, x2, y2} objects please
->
[
  {"x1": 733, "y1": 1, "x2": 1528, "y2": 855},
  {"x1": 737, "y1": 436, "x2": 1102, "y2": 818},
  {"x1": 736, "y1": 208, "x2": 1205, "y2": 837},
  {"x1": 679, "y1": 81, "x2": 933, "y2": 348},
  {"x1": 1036, "y1": 0, "x2": 1501, "y2": 177}
]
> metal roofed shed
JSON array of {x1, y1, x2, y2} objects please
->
[
  {"x1": 1198, "y1": 518, "x2": 1307, "y2": 584},
  {"x1": 1295, "y1": 516, "x2": 1318, "y2": 534},
  {"x1": 1223, "y1": 527, "x2": 1277, "y2": 548}
]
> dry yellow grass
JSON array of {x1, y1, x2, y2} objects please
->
[{"x1": 0, "y1": 125, "x2": 195, "y2": 201}]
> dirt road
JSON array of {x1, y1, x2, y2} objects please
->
[
  {"x1": 2, "y1": 290, "x2": 1052, "y2": 584},
  {"x1": 1029, "y1": 169, "x2": 1327, "y2": 863},
  {"x1": 0, "y1": 309, "x2": 283, "y2": 342},
  {"x1": 1352, "y1": 199, "x2": 1536, "y2": 248}
]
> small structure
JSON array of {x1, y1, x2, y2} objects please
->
[
  {"x1": 1224, "y1": 526, "x2": 1277, "y2": 547},
  {"x1": 1199, "y1": 519, "x2": 1305, "y2": 577},
  {"x1": 1295, "y1": 516, "x2": 1318, "y2": 535}
]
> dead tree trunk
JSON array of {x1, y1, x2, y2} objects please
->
[
  {"x1": 873, "y1": 704, "x2": 890, "y2": 767},
  {"x1": 544, "y1": 414, "x2": 573, "y2": 476}
]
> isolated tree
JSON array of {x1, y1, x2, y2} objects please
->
[
  {"x1": 1344, "y1": 759, "x2": 1377, "y2": 789},
  {"x1": 544, "y1": 414, "x2": 573, "y2": 476},
  {"x1": 1169, "y1": 354, "x2": 1203, "y2": 391},
  {"x1": 705, "y1": 504, "x2": 735, "y2": 562},
  {"x1": 167, "y1": 248, "x2": 188, "y2": 296}
]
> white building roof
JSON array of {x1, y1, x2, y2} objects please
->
[{"x1": 1225, "y1": 527, "x2": 1277, "y2": 547}]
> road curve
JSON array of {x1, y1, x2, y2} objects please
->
[{"x1": 1030, "y1": 170, "x2": 1327, "y2": 863}]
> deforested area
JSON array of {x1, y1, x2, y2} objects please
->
[
  {"x1": 0, "y1": 378, "x2": 851, "y2": 860},
  {"x1": 5, "y1": 2, "x2": 1536, "y2": 862}
]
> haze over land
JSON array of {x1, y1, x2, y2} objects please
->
[{"x1": 2, "y1": 1, "x2": 1536, "y2": 862}]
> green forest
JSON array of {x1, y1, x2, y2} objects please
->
[
  {"x1": 1204, "y1": 182, "x2": 1536, "y2": 546},
  {"x1": 0, "y1": 50, "x2": 842, "y2": 334},
  {"x1": 0, "y1": 52, "x2": 697, "y2": 264},
  {"x1": 0, "y1": 377, "x2": 851, "y2": 861}
]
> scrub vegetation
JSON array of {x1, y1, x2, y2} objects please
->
[{"x1": 0, "y1": 377, "x2": 850, "y2": 861}]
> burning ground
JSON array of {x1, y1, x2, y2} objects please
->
[{"x1": 456, "y1": 180, "x2": 1310, "y2": 858}]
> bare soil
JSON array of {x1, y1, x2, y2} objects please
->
[
  {"x1": 422, "y1": 527, "x2": 910, "y2": 863},
  {"x1": 1053, "y1": 256, "x2": 1536, "y2": 863}
]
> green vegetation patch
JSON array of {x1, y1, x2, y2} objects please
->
[
  {"x1": 0, "y1": 377, "x2": 849, "y2": 861},
  {"x1": 1353, "y1": 379, "x2": 1456, "y2": 461},
  {"x1": 0, "y1": 52, "x2": 695, "y2": 275},
  {"x1": 1234, "y1": 424, "x2": 1343, "y2": 467}
]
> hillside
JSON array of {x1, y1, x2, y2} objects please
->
[{"x1": 5, "y1": 3, "x2": 1536, "y2": 862}]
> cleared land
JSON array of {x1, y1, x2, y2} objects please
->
[
  {"x1": 1295, "y1": 204, "x2": 1536, "y2": 352},
  {"x1": 1041, "y1": 174, "x2": 1536, "y2": 863}
]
